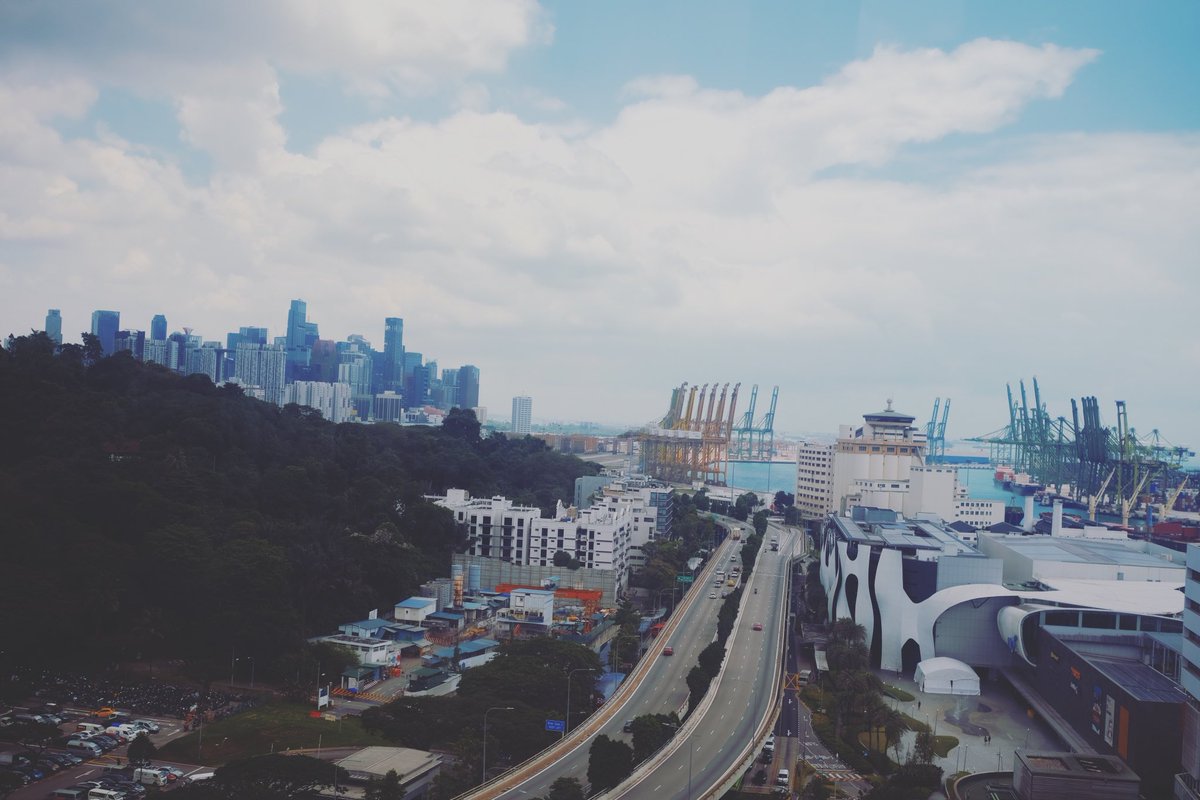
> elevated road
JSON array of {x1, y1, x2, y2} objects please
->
[
  {"x1": 477, "y1": 522, "x2": 751, "y2": 799},
  {"x1": 609, "y1": 524, "x2": 803, "y2": 799}
]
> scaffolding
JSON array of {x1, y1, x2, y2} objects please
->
[
  {"x1": 967, "y1": 378, "x2": 1194, "y2": 524},
  {"x1": 639, "y1": 381, "x2": 740, "y2": 485}
]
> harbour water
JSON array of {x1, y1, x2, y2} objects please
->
[
  {"x1": 727, "y1": 460, "x2": 798, "y2": 497},
  {"x1": 726, "y1": 458, "x2": 1061, "y2": 520}
]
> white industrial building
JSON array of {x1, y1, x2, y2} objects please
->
[{"x1": 795, "y1": 402, "x2": 1004, "y2": 528}]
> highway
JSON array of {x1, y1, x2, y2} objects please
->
[
  {"x1": 610, "y1": 523, "x2": 803, "y2": 800},
  {"x1": 482, "y1": 522, "x2": 751, "y2": 799}
]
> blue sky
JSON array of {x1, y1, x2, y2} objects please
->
[{"x1": 0, "y1": 1, "x2": 1197, "y2": 446}]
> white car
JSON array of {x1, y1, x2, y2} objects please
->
[
  {"x1": 709, "y1": 592, "x2": 718, "y2": 599},
  {"x1": 131, "y1": 720, "x2": 161, "y2": 734}
]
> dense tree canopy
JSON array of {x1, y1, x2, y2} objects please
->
[{"x1": 0, "y1": 333, "x2": 598, "y2": 674}]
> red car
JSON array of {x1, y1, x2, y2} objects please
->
[
  {"x1": 752, "y1": 622, "x2": 763, "y2": 631},
  {"x1": 662, "y1": 646, "x2": 674, "y2": 656}
]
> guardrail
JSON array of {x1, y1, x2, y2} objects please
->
[
  {"x1": 452, "y1": 533, "x2": 738, "y2": 800},
  {"x1": 602, "y1": 539, "x2": 794, "y2": 799}
]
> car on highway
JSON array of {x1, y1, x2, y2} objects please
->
[
  {"x1": 661, "y1": 646, "x2": 674, "y2": 656},
  {"x1": 752, "y1": 622, "x2": 763, "y2": 631},
  {"x1": 131, "y1": 720, "x2": 160, "y2": 734},
  {"x1": 622, "y1": 720, "x2": 634, "y2": 733},
  {"x1": 93, "y1": 707, "x2": 120, "y2": 719},
  {"x1": 709, "y1": 592, "x2": 717, "y2": 599}
]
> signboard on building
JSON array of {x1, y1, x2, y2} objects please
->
[{"x1": 1104, "y1": 695, "x2": 1115, "y2": 746}]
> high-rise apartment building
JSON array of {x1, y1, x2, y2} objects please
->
[
  {"x1": 234, "y1": 343, "x2": 287, "y2": 406},
  {"x1": 90, "y1": 310, "x2": 120, "y2": 356},
  {"x1": 511, "y1": 396, "x2": 532, "y2": 436},
  {"x1": 150, "y1": 314, "x2": 167, "y2": 341},
  {"x1": 114, "y1": 330, "x2": 145, "y2": 361},
  {"x1": 285, "y1": 380, "x2": 352, "y2": 423},
  {"x1": 458, "y1": 364, "x2": 480, "y2": 409},
  {"x1": 45, "y1": 309, "x2": 62, "y2": 344}
]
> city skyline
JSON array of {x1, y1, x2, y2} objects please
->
[{"x1": 1, "y1": 3, "x2": 1197, "y2": 444}]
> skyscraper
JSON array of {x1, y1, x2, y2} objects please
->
[
  {"x1": 151, "y1": 314, "x2": 167, "y2": 341},
  {"x1": 44, "y1": 309, "x2": 62, "y2": 344},
  {"x1": 285, "y1": 299, "x2": 318, "y2": 380},
  {"x1": 383, "y1": 317, "x2": 404, "y2": 392},
  {"x1": 90, "y1": 310, "x2": 120, "y2": 356},
  {"x1": 511, "y1": 396, "x2": 532, "y2": 436},
  {"x1": 458, "y1": 364, "x2": 480, "y2": 409}
]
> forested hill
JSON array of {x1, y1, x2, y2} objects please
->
[{"x1": 0, "y1": 333, "x2": 599, "y2": 674}]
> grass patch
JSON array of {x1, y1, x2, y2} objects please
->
[
  {"x1": 901, "y1": 713, "x2": 930, "y2": 733},
  {"x1": 932, "y1": 735, "x2": 959, "y2": 758},
  {"x1": 157, "y1": 703, "x2": 389, "y2": 766},
  {"x1": 882, "y1": 684, "x2": 915, "y2": 702}
]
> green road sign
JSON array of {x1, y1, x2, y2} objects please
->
[{"x1": 676, "y1": 574, "x2": 694, "y2": 584}]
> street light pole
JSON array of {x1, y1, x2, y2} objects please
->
[
  {"x1": 482, "y1": 706, "x2": 515, "y2": 785},
  {"x1": 564, "y1": 669, "x2": 596, "y2": 738},
  {"x1": 248, "y1": 656, "x2": 256, "y2": 689}
]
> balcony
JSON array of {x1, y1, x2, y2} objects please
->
[{"x1": 1178, "y1": 772, "x2": 1200, "y2": 800}]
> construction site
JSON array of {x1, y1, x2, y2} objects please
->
[{"x1": 968, "y1": 377, "x2": 1196, "y2": 528}]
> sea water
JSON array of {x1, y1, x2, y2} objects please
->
[{"x1": 727, "y1": 460, "x2": 797, "y2": 497}]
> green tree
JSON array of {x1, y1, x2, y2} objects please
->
[
  {"x1": 912, "y1": 731, "x2": 935, "y2": 765},
  {"x1": 0, "y1": 772, "x2": 25, "y2": 800},
  {"x1": 783, "y1": 506, "x2": 801, "y2": 525},
  {"x1": 752, "y1": 510, "x2": 768, "y2": 536},
  {"x1": 127, "y1": 731, "x2": 158, "y2": 766},
  {"x1": 215, "y1": 754, "x2": 346, "y2": 796},
  {"x1": 441, "y1": 407, "x2": 481, "y2": 442},
  {"x1": 587, "y1": 735, "x2": 633, "y2": 792},
  {"x1": 544, "y1": 776, "x2": 585, "y2": 800},
  {"x1": 693, "y1": 490, "x2": 710, "y2": 512},
  {"x1": 630, "y1": 713, "x2": 679, "y2": 762},
  {"x1": 364, "y1": 769, "x2": 404, "y2": 800}
]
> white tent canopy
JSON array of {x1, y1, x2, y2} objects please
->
[{"x1": 914, "y1": 657, "x2": 980, "y2": 696}]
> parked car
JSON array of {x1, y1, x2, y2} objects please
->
[
  {"x1": 91, "y1": 735, "x2": 119, "y2": 751},
  {"x1": 66, "y1": 739, "x2": 102, "y2": 756},
  {"x1": 92, "y1": 708, "x2": 120, "y2": 720},
  {"x1": 0, "y1": 768, "x2": 30, "y2": 785}
]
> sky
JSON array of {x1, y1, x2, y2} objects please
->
[{"x1": 1, "y1": 1, "x2": 1197, "y2": 446}]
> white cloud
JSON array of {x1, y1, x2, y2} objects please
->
[{"x1": 1, "y1": 32, "x2": 1196, "y2": 445}]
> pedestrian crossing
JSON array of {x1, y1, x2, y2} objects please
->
[
  {"x1": 816, "y1": 768, "x2": 863, "y2": 782},
  {"x1": 330, "y1": 687, "x2": 396, "y2": 703}
]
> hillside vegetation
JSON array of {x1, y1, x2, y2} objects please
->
[{"x1": 0, "y1": 333, "x2": 598, "y2": 679}]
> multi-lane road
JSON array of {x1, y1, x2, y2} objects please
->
[
  {"x1": 610, "y1": 522, "x2": 802, "y2": 799},
  {"x1": 478, "y1": 522, "x2": 752, "y2": 799}
]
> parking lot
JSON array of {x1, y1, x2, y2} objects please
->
[{"x1": 2, "y1": 669, "x2": 255, "y2": 797}]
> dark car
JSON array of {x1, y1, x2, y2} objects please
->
[
  {"x1": 92, "y1": 734, "x2": 119, "y2": 751},
  {"x1": 622, "y1": 719, "x2": 634, "y2": 733},
  {"x1": 662, "y1": 646, "x2": 674, "y2": 656},
  {"x1": 0, "y1": 768, "x2": 30, "y2": 785}
]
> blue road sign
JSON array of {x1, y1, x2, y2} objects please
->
[{"x1": 545, "y1": 719, "x2": 566, "y2": 732}]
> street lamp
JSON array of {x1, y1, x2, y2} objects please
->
[
  {"x1": 236, "y1": 656, "x2": 256, "y2": 688},
  {"x1": 482, "y1": 706, "x2": 515, "y2": 784},
  {"x1": 662, "y1": 722, "x2": 693, "y2": 800},
  {"x1": 564, "y1": 669, "x2": 596, "y2": 738}
]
